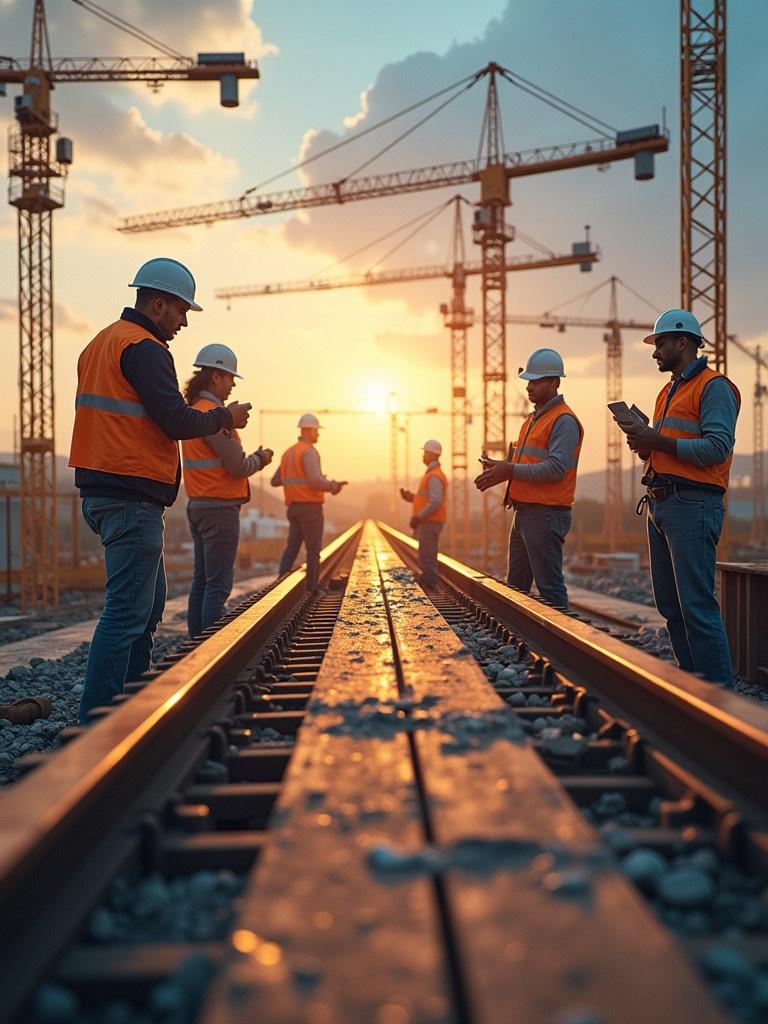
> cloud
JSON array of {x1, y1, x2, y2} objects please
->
[
  {"x1": 55, "y1": 302, "x2": 93, "y2": 336},
  {"x1": 60, "y1": 98, "x2": 240, "y2": 206},
  {"x1": 0, "y1": 298, "x2": 91, "y2": 335}
]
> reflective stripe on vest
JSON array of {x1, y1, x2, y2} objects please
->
[
  {"x1": 507, "y1": 401, "x2": 583, "y2": 507},
  {"x1": 280, "y1": 441, "x2": 325, "y2": 504},
  {"x1": 182, "y1": 397, "x2": 249, "y2": 500},
  {"x1": 645, "y1": 367, "x2": 740, "y2": 489},
  {"x1": 68, "y1": 319, "x2": 179, "y2": 484},
  {"x1": 413, "y1": 465, "x2": 448, "y2": 522}
]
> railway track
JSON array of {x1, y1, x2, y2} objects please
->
[{"x1": 2, "y1": 520, "x2": 768, "y2": 1023}]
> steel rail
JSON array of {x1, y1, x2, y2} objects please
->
[
  {"x1": 377, "y1": 522, "x2": 768, "y2": 818},
  {"x1": 0, "y1": 522, "x2": 362, "y2": 1021}
]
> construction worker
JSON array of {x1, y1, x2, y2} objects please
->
[
  {"x1": 473, "y1": 348, "x2": 583, "y2": 609},
  {"x1": 69, "y1": 258, "x2": 252, "y2": 723},
  {"x1": 399, "y1": 439, "x2": 448, "y2": 589},
  {"x1": 182, "y1": 344, "x2": 273, "y2": 637},
  {"x1": 621, "y1": 309, "x2": 740, "y2": 685},
  {"x1": 271, "y1": 414, "x2": 347, "y2": 590}
]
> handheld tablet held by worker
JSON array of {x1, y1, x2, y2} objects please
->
[{"x1": 608, "y1": 401, "x2": 649, "y2": 428}]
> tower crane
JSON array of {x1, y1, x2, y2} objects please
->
[
  {"x1": 505, "y1": 276, "x2": 654, "y2": 550},
  {"x1": 0, "y1": 0, "x2": 260, "y2": 608},
  {"x1": 217, "y1": 199, "x2": 597, "y2": 561},
  {"x1": 120, "y1": 61, "x2": 667, "y2": 569}
]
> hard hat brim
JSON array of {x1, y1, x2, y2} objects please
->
[
  {"x1": 192, "y1": 361, "x2": 243, "y2": 379},
  {"x1": 642, "y1": 329, "x2": 707, "y2": 346},
  {"x1": 128, "y1": 279, "x2": 202, "y2": 312},
  {"x1": 518, "y1": 370, "x2": 565, "y2": 380}
]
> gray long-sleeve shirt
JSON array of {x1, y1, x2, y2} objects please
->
[
  {"x1": 187, "y1": 390, "x2": 269, "y2": 508},
  {"x1": 512, "y1": 395, "x2": 581, "y2": 483},
  {"x1": 271, "y1": 443, "x2": 338, "y2": 493},
  {"x1": 416, "y1": 461, "x2": 446, "y2": 520}
]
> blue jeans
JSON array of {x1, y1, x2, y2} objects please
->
[
  {"x1": 187, "y1": 504, "x2": 240, "y2": 637},
  {"x1": 507, "y1": 504, "x2": 572, "y2": 609},
  {"x1": 79, "y1": 498, "x2": 166, "y2": 723},
  {"x1": 647, "y1": 488, "x2": 733, "y2": 684}
]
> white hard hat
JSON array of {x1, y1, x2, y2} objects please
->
[
  {"x1": 193, "y1": 343, "x2": 243, "y2": 379},
  {"x1": 423, "y1": 439, "x2": 442, "y2": 455},
  {"x1": 298, "y1": 413, "x2": 321, "y2": 429},
  {"x1": 643, "y1": 309, "x2": 706, "y2": 347},
  {"x1": 129, "y1": 257, "x2": 202, "y2": 311},
  {"x1": 518, "y1": 348, "x2": 565, "y2": 380}
]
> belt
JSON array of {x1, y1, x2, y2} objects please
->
[{"x1": 635, "y1": 479, "x2": 715, "y2": 515}]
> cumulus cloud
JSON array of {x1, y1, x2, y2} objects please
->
[{"x1": 59, "y1": 95, "x2": 240, "y2": 208}]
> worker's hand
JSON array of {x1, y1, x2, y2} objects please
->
[
  {"x1": 256, "y1": 446, "x2": 274, "y2": 467},
  {"x1": 474, "y1": 458, "x2": 514, "y2": 491},
  {"x1": 409, "y1": 515, "x2": 420, "y2": 531},
  {"x1": 331, "y1": 480, "x2": 348, "y2": 495},
  {"x1": 623, "y1": 423, "x2": 661, "y2": 454},
  {"x1": 227, "y1": 401, "x2": 252, "y2": 429},
  {"x1": 399, "y1": 487, "x2": 415, "y2": 503}
]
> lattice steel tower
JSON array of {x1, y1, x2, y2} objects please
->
[
  {"x1": 604, "y1": 277, "x2": 623, "y2": 550},
  {"x1": 473, "y1": 65, "x2": 513, "y2": 570},
  {"x1": 681, "y1": 0, "x2": 727, "y2": 372},
  {"x1": 9, "y1": 0, "x2": 68, "y2": 608},
  {"x1": 441, "y1": 198, "x2": 474, "y2": 561}
]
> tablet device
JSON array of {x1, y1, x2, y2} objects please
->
[{"x1": 607, "y1": 401, "x2": 637, "y2": 427}]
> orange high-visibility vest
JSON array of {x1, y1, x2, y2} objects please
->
[
  {"x1": 182, "y1": 397, "x2": 249, "y2": 500},
  {"x1": 280, "y1": 441, "x2": 325, "y2": 504},
  {"x1": 507, "y1": 400, "x2": 583, "y2": 507},
  {"x1": 645, "y1": 366, "x2": 740, "y2": 490},
  {"x1": 69, "y1": 320, "x2": 179, "y2": 484},
  {"x1": 413, "y1": 465, "x2": 448, "y2": 522}
]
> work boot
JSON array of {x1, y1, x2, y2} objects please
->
[{"x1": 0, "y1": 696, "x2": 52, "y2": 725}]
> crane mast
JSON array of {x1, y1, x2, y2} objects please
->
[
  {"x1": 604, "y1": 277, "x2": 623, "y2": 551},
  {"x1": 681, "y1": 0, "x2": 726, "y2": 372},
  {"x1": 472, "y1": 66, "x2": 512, "y2": 568},
  {"x1": 441, "y1": 199, "x2": 473, "y2": 560},
  {"x1": 9, "y1": 0, "x2": 66, "y2": 607}
]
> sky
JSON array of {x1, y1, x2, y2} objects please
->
[{"x1": 0, "y1": 0, "x2": 767, "y2": 488}]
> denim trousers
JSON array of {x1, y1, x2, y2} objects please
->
[
  {"x1": 417, "y1": 520, "x2": 443, "y2": 586},
  {"x1": 279, "y1": 502, "x2": 324, "y2": 590},
  {"x1": 507, "y1": 504, "x2": 572, "y2": 609},
  {"x1": 79, "y1": 498, "x2": 166, "y2": 723},
  {"x1": 647, "y1": 489, "x2": 733, "y2": 684},
  {"x1": 187, "y1": 504, "x2": 241, "y2": 637}
]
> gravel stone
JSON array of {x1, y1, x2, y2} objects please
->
[
  {"x1": 699, "y1": 943, "x2": 754, "y2": 982},
  {"x1": 621, "y1": 848, "x2": 668, "y2": 894},
  {"x1": 32, "y1": 983, "x2": 81, "y2": 1023},
  {"x1": 658, "y1": 867, "x2": 716, "y2": 908}
]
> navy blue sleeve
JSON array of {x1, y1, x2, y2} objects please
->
[{"x1": 121, "y1": 340, "x2": 233, "y2": 440}]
